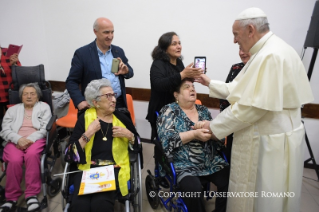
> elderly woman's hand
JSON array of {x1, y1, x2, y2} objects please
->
[
  {"x1": 193, "y1": 121, "x2": 220, "y2": 141},
  {"x1": 112, "y1": 126, "x2": 134, "y2": 140},
  {"x1": 193, "y1": 120, "x2": 211, "y2": 131},
  {"x1": 17, "y1": 138, "x2": 33, "y2": 150},
  {"x1": 9, "y1": 53, "x2": 19, "y2": 66},
  {"x1": 193, "y1": 129, "x2": 213, "y2": 142},
  {"x1": 86, "y1": 119, "x2": 101, "y2": 138},
  {"x1": 180, "y1": 63, "x2": 203, "y2": 79}
]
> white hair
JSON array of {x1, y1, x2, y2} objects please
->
[
  {"x1": 238, "y1": 17, "x2": 270, "y2": 33},
  {"x1": 84, "y1": 78, "x2": 112, "y2": 107},
  {"x1": 93, "y1": 19, "x2": 99, "y2": 31},
  {"x1": 19, "y1": 83, "x2": 42, "y2": 101}
]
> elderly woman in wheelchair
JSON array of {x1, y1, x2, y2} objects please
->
[
  {"x1": 156, "y1": 78, "x2": 229, "y2": 212},
  {"x1": 64, "y1": 78, "x2": 138, "y2": 212},
  {"x1": 0, "y1": 83, "x2": 51, "y2": 212}
]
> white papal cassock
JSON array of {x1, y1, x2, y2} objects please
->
[{"x1": 209, "y1": 31, "x2": 314, "y2": 212}]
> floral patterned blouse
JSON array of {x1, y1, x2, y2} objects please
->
[{"x1": 157, "y1": 102, "x2": 228, "y2": 183}]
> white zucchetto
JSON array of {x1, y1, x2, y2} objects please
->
[{"x1": 236, "y1": 7, "x2": 267, "y2": 20}]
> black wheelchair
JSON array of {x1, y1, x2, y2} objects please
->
[
  {"x1": 0, "y1": 64, "x2": 62, "y2": 211},
  {"x1": 60, "y1": 137, "x2": 143, "y2": 212}
]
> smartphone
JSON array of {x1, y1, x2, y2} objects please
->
[
  {"x1": 111, "y1": 58, "x2": 119, "y2": 73},
  {"x1": 194, "y1": 56, "x2": 206, "y2": 73}
]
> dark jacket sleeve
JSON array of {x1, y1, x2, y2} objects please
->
[
  {"x1": 66, "y1": 49, "x2": 86, "y2": 108},
  {"x1": 150, "y1": 60, "x2": 182, "y2": 93},
  {"x1": 112, "y1": 45, "x2": 133, "y2": 79},
  {"x1": 120, "y1": 49, "x2": 134, "y2": 79}
]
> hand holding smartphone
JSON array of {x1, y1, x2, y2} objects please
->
[
  {"x1": 111, "y1": 58, "x2": 119, "y2": 73},
  {"x1": 194, "y1": 56, "x2": 206, "y2": 74}
]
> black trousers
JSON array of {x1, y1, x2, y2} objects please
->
[
  {"x1": 70, "y1": 168, "x2": 120, "y2": 212},
  {"x1": 179, "y1": 166, "x2": 230, "y2": 212},
  {"x1": 223, "y1": 135, "x2": 233, "y2": 164}
]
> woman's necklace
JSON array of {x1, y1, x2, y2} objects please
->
[
  {"x1": 24, "y1": 109, "x2": 32, "y2": 120},
  {"x1": 100, "y1": 123, "x2": 110, "y2": 141}
]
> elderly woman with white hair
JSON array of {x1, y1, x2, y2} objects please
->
[
  {"x1": 64, "y1": 78, "x2": 138, "y2": 212},
  {"x1": 0, "y1": 83, "x2": 51, "y2": 212}
]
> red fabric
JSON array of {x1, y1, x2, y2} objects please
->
[{"x1": 0, "y1": 48, "x2": 21, "y2": 103}]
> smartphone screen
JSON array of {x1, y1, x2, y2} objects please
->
[{"x1": 194, "y1": 56, "x2": 206, "y2": 73}]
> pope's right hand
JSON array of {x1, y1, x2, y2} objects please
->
[{"x1": 194, "y1": 74, "x2": 211, "y2": 87}]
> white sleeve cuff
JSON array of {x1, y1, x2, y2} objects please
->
[
  {"x1": 210, "y1": 103, "x2": 268, "y2": 139},
  {"x1": 208, "y1": 80, "x2": 230, "y2": 99},
  {"x1": 210, "y1": 106, "x2": 251, "y2": 139}
]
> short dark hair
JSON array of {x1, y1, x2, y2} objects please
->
[
  {"x1": 174, "y1": 78, "x2": 194, "y2": 93},
  {"x1": 151, "y1": 32, "x2": 179, "y2": 62}
]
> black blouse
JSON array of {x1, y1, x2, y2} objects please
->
[{"x1": 146, "y1": 59, "x2": 185, "y2": 127}]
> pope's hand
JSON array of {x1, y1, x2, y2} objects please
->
[
  {"x1": 194, "y1": 74, "x2": 211, "y2": 87},
  {"x1": 193, "y1": 120, "x2": 211, "y2": 131}
]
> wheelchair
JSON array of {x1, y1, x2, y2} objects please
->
[
  {"x1": 0, "y1": 64, "x2": 62, "y2": 210},
  {"x1": 145, "y1": 110, "x2": 228, "y2": 212},
  {"x1": 145, "y1": 139, "x2": 214, "y2": 212},
  {"x1": 60, "y1": 137, "x2": 143, "y2": 212}
]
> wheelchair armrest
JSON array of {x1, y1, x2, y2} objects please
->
[
  {"x1": 46, "y1": 115, "x2": 57, "y2": 131},
  {"x1": 129, "y1": 151, "x2": 137, "y2": 163},
  {"x1": 167, "y1": 155, "x2": 174, "y2": 163},
  {"x1": 43, "y1": 115, "x2": 58, "y2": 154}
]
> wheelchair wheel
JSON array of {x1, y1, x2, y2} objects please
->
[
  {"x1": 47, "y1": 177, "x2": 62, "y2": 197},
  {"x1": 145, "y1": 175, "x2": 159, "y2": 209}
]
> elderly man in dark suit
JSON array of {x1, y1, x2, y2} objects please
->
[{"x1": 66, "y1": 17, "x2": 134, "y2": 115}]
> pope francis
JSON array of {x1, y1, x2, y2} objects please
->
[{"x1": 195, "y1": 7, "x2": 314, "y2": 212}]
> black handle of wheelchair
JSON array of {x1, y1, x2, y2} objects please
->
[
  {"x1": 46, "y1": 115, "x2": 57, "y2": 131},
  {"x1": 166, "y1": 155, "x2": 173, "y2": 163}
]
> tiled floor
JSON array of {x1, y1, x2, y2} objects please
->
[{"x1": 0, "y1": 142, "x2": 319, "y2": 211}]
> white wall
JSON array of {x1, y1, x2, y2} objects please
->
[{"x1": 0, "y1": 0, "x2": 318, "y2": 161}]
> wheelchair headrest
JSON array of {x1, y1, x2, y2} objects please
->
[{"x1": 11, "y1": 64, "x2": 47, "y2": 90}]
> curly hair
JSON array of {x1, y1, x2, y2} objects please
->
[
  {"x1": 151, "y1": 32, "x2": 181, "y2": 62},
  {"x1": 84, "y1": 78, "x2": 112, "y2": 107}
]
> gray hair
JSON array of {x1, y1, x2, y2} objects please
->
[
  {"x1": 19, "y1": 83, "x2": 42, "y2": 101},
  {"x1": 238, "y1": 17, "x2": 270, "y2": 33},
  {"x1": 93, "y1": 19, "x2": 99, "y2": 31},
  {"x1": 85, "y1": 78, "x2": 112, "y2": 107}
]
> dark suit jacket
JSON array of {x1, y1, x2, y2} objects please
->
[{"x1": 66, "y1": 40, "x2": 134, "y2": 108}]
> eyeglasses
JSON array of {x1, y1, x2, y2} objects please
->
[{"x1": 96, "y1": 93, "x2": 117, "y2": 100}]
